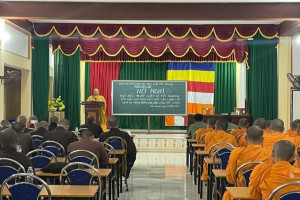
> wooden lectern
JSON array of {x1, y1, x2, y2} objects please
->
[{"x1": 80, "y1": 101, "x2": 105, "y2": 125}]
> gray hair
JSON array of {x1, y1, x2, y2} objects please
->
[
  {"x1": 108, "y1": 116, "x2": 118, "y2": 128},
  {"x1": 273, "y1": 140, "x2": 295, "y2": 161},
  {"x1": 270, "y1": 119, "x2": 284, "y2": 132}
]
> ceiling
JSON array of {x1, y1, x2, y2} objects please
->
[{"x1": 1, "y1": 1, "x2": 300, "y2": 35}]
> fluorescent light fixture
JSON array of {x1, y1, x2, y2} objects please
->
[{"x1": 0, "y1": 19, "x2": 11, "y2": 42}]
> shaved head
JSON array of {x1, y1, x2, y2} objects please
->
[
  {"x1": 270, "y1": 119, "x2": 284, "y2": 133},
  {"x1": 254, "y1": 118, "x2": 267, "y2": 129},
  {"x1": 108, "y1": 116, "x2": 118, "y2": 128},
  {"x1": 239, "y1": 118, "x2": 249, "y2": 128},
  {"x1": 291, "y1": 119, "x2": 300, "y2": 131},
  {"x1": 216, "y1": 119, "x2": 228, "y2": 131},
  {"x1": 273, "y1": 140, "x2": 295, "y2": 161},
  {"x1": 207, "y1": 118, "x2": 216, "y2": 128},
  {"x1": 246, "y1": 126, "x2": 263, "y2": 143}
]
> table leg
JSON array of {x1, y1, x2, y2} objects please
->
[
  {"x1": 199, "y1": 155, "x2": 204, "y2": 199},
  {"x1": 186, "y1": 140, "x2": 189, "y2": 166},
  {"x1": 193, "y1": 151, "x2": 197, "y2": 185}
]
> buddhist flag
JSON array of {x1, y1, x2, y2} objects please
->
[{"x1": 165, "y1": 62, "x2": 215, "y2": 126}]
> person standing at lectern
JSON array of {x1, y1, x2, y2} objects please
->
[{"x1": 86, "y1": 88, "x2": 107, "y2": 131}]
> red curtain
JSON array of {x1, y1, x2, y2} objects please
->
[
  {"x1": 35, "y1": 23, "x2": 279, "y2": 40},
  {"x1": 90, "y1": 62, "x2": 121, "y2": 119}
]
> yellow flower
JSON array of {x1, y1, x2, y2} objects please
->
[
  {"x1": 50, "y1": 105, "x2": 55, "y2": 110},
  {"x1": 57, "y1": 98, "x2": 61, "y2": 101},
  {"x1": 59, "y1": 107, "x2": 63, "y2": 111}
]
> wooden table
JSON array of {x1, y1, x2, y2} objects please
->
[
  {"x1": 204, "y1": 157, "x2": 221, "y2": 200},
  {"x1": 1, "y1": 185, "x2": 99, "y2": 198},
  {"x1": 109, "y1": 149, "x2": 126, "y2": 194},
  {"x1": 226, "y1": 187, "x2": 259, "y2": 200},
  {"x1": 186, "y1": 138, "x2": 197, "y2": 168},
  {"x1": 213, "y1": 169, "x2": 227, "y2": 200},
  {"x1": 190, "y1": 140, "x2": 204, "y2": 177},
  {"x1": 195, "y1": 150, "x2": 209, "y2": 198}
]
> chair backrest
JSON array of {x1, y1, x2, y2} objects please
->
[
  {"x1": 39, "y1": 140, "x2": 66, "y2": 157},
  {"x1": 208, "y1": 142, "x2": 236, "y2": 158},
  {"x1": 0, "y1": 173, "x2": 51, "y2": 200},
  {"x1": 31, "y1": 135, "x2": 43, "y2": 148},
  {"x1": 104, "y1": 136, "x2": 127, "y2": 152},
  {"x1": 212, "y1": 147, "x2": 235, "y2": 169},
  {"x1": 199, "y1": 134, "x2": 206, "y2": 144},
  {"x1": 269, "y1": 181, "x2": 300, "y2": 200},
  {"x1": 236, "y1": 133, "x2": 245, "y2": 143},
  {"x1": 101, "y1": 142, "x2": 116, "y2": 158},
  {"x1": 65, "y1": 150, "x2": 100, "y2": 168},
  {"x1": 234, "y1": 161, "x2": 263, "y2": 187},
  {"x1": 0, "y1": 158, "x2": 26, "y2": 184},
  {"x1": 201, "y1": 107, "x2": 215, "y2": 115},
  {"x1": 26, "y1": 149, "x2": 57, "y2": 168},
  {"x1": 59, "y1": 162, "x2": 101, "y2": 200}
]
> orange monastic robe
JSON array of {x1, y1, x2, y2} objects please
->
[
  {"x1": 262, "y1": 132, "x2": 292, "y2": 152},
  {"x1": 249, "y1": 161, "x2": 300, "y2": 200},
  {"x1": 195, "y1": 127, "x2": 214, "y2": 143},
  {"x1": 230, "y1": 128, "x2": 247, "y2": 139},
  {"x1": 237, "y1": 134, "x2": 247, "y2": 147},
  {"x1": 222, "y1": 145, "x2": 270, "y2": 200},
  {"x1": 285, "y1": 128, "x2": 299, "y2": 137},
  {"x1": 201, "y1": 130, "x2": 237, "y2": 181},
  {"x1": 263, "y1": 129, "x2": 271, "y2": 136}
]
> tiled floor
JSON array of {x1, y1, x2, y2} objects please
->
[{"x1": 118, "y1": 152, "x2": 207, "y2": 200}]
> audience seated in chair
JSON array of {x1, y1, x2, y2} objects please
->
[
  {"x1": 0, "y1": 120, "x2": 11, "y2": 132},
  {"x1": 285, "y1": 119, "x2": 300, "y2": 137},
  {"x1": 67, "y1": 129, "x2": 108, "y2": 167},
  {"x1": 188, "y1": 114, "x2": 206, "y2": 139},
  {"x1": 12, "y1": 123, "x2": 35, "y2": 155},
  {"x1": 222, "y1": 126, "x2": 271, "y2": 200},
  {"x1": 99, "y1": 116, "x2": 137, "y2": 178},
  {"x1": 80, "y1": 116, "x2": 103, "y2": 139},
  {"x1": 30, "y1": 121, "x2": 49, "y2": 138},
  {"x1": 195, "y1": 117, "x2": 216, "y2": 144},
  {"x1": 230, "y1": 118, "x2": 249, "y2": 147},
  {"x1": 16, "y1": 115, "x2": 32, "y2": 134},
  {"x1": 43, "y1": 119, "x2": 77, "y2": 153},
  {"x1": 249, "y1": 140, "x2": 300, "y2": 199},
  {"x1": 254, "y1": 118, "x2": 271, "y2": 136},
  {"x1": 48, "y1": 116, "x2": 59, "y2": 132},
  {"x1": 0, "y1": 128, "x2": 32, "y2": 170},
  {"x1": 223, "y1": 114, "x2": 239, "y2": 131}
]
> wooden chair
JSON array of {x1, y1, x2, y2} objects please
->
[
  {"x1": 201, "y1": 107, "x2": 215, "y2": 115},
  {"x1": 234, "y1": 107, "x2": 246, "y2": 115}
]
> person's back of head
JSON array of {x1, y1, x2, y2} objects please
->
[
  {"x1": 81, "y1": 129, "x2": 94, "y2": 139},
  {"x1": 207, "y1": 117, "x2": 216, "y2": 128},
  {"x1": 265, "y1": 120, "x2": 272, "y2": 130},
  {"x1": 17, "y1": 115, "x2": 27, "y2": 126},
  {"x1": 239, "y1": 118, "x2": 249, "y2": 129},
  {"x1": 254, "y1": 118, "x2": 267, "y2": 129},
  {"x1": 270, "y1": 119, "x2": 284, "y2": 133},
  {"x1": 194, "y1": 114, "x2": 203, "y2": 122},
  {"x1": 50, "y1": 116, "x2": 59, "y2": 124},
  {"x1": 86, "y1": 116, "x2": 95, "y2": 124},
  {"x1": 290, "y1": 119, "x2": 300, "y2": 131},
  {"x1": 223, "y1": 114, "x2": 232, "y2": 123},
  {"x1": 1, "y1": 120, "x2": 11, "y2": 128},
  {"x1": 38, "y1": 121, "x2": 49, "y2": 130},
  {"x1": 273, "y1": 140, "x2": 295, "y2": 163},
  {"x1": 58, "y1": 119, "x2": 70, "y2": 130},
  {"x1": 12, "y1": 122, "x2": 25, "y2": 133},
  {"x1": 216, "y1": 119, "x2": 228, "y2": 131},
  {"x1": 246, "y1": 126, "x2": 263, "y2": 144},
  {"x1": 0, "y1": 128, "x2": 18, "y2": 148},
  {"x1": 108, "y1": 116, "x2": 118, "y2": 128}
]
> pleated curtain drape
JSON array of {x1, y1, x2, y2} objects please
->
[
  {"x1": 247, "y1": 33, "x2": 278, "y2": 120},
  {"x1": 32, "y1": 36, "x2": 50, "y2": 121},
  {"x1": 89, "y1": 62, "x2": 122, "y2": 121},
  {"x1": 53, "y1": 50, "x2": 81, "y2": 131}
]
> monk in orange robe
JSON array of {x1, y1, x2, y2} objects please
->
[
  {"x1": 253, "y1": 118, "x2": 271, "y2": 136},
  {"x1": 196, "y1": 117, "x2": 216, "y2": 144},
  {"x1": 222, "y1": 126, "x2": 270, "y2": 200},
  {"x1": 230, "y1": 118, "x2": 249, "y2": 147},
  {"x1": 201, "y1": 119, "x2": 237, "y2": 182},
  {"x1": 285, "y1": 119, "x2": 300, "y2": 137},
  {"x1": 262, "y1": 119, "x2": 293, "y2": 152},
  {"x1": 249, "y1": 140, "x2": 300, "y2": 200}
]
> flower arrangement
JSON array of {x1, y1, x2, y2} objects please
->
[{"x1": 49, "y1": 96, "x2": 65, "y2": 111}]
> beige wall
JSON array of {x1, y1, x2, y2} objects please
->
[{"x1": 278, "y1": 37, "x2": 292, "y2": 129}]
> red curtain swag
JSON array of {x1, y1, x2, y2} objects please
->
[{"x1": 35, "y1": 23, "x2": 279, "y2": 41}]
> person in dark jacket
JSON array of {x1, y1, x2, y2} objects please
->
[
  {"x1": 48, "y1": 116, "x2": 59, "y2": 131},
  {"x1": 99, "y1": 116, "x2": 137, "y2": 178},
  {"x1": 12, "y1": 123, "x2": 35, "y2": 155},
  {"x1": 0, "y1": 120, "x2": 11, "y2": 132},
  {"x1": 80, "y1": 116, "x2": 103, "y2": 138},
  {"x1": 30, "y1": 121, "x2": 49, "y2": 137},
  {"x1": 0, "y1": 128, "x2": 32, "y2": 170}
]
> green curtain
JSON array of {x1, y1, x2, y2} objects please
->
[
  {"x1": 32, "y1": 36, "x2": 49, "y2": 121},
  {"x1": 214, "y1": 62, "x2": 236, "y2": 114},
  {"x1": 117, "y1": 62, "x2": 181, "y2": 129},
  {"x1": 54, "y1": 50, "x2": 81, "y2": 131},
  {"x1": 84, "y1": 62, "x2": 90, "y2": 100},
  {"x1": 247, "y1": 33, "x2": 278, "y2": 120}
]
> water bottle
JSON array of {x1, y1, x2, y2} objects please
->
[
  {"x1": 26, "y1": 167, "x2": 34, "y2": 183},
  {"x1": 16, "y1": 145, "x2": 22, "y2": 153}
]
